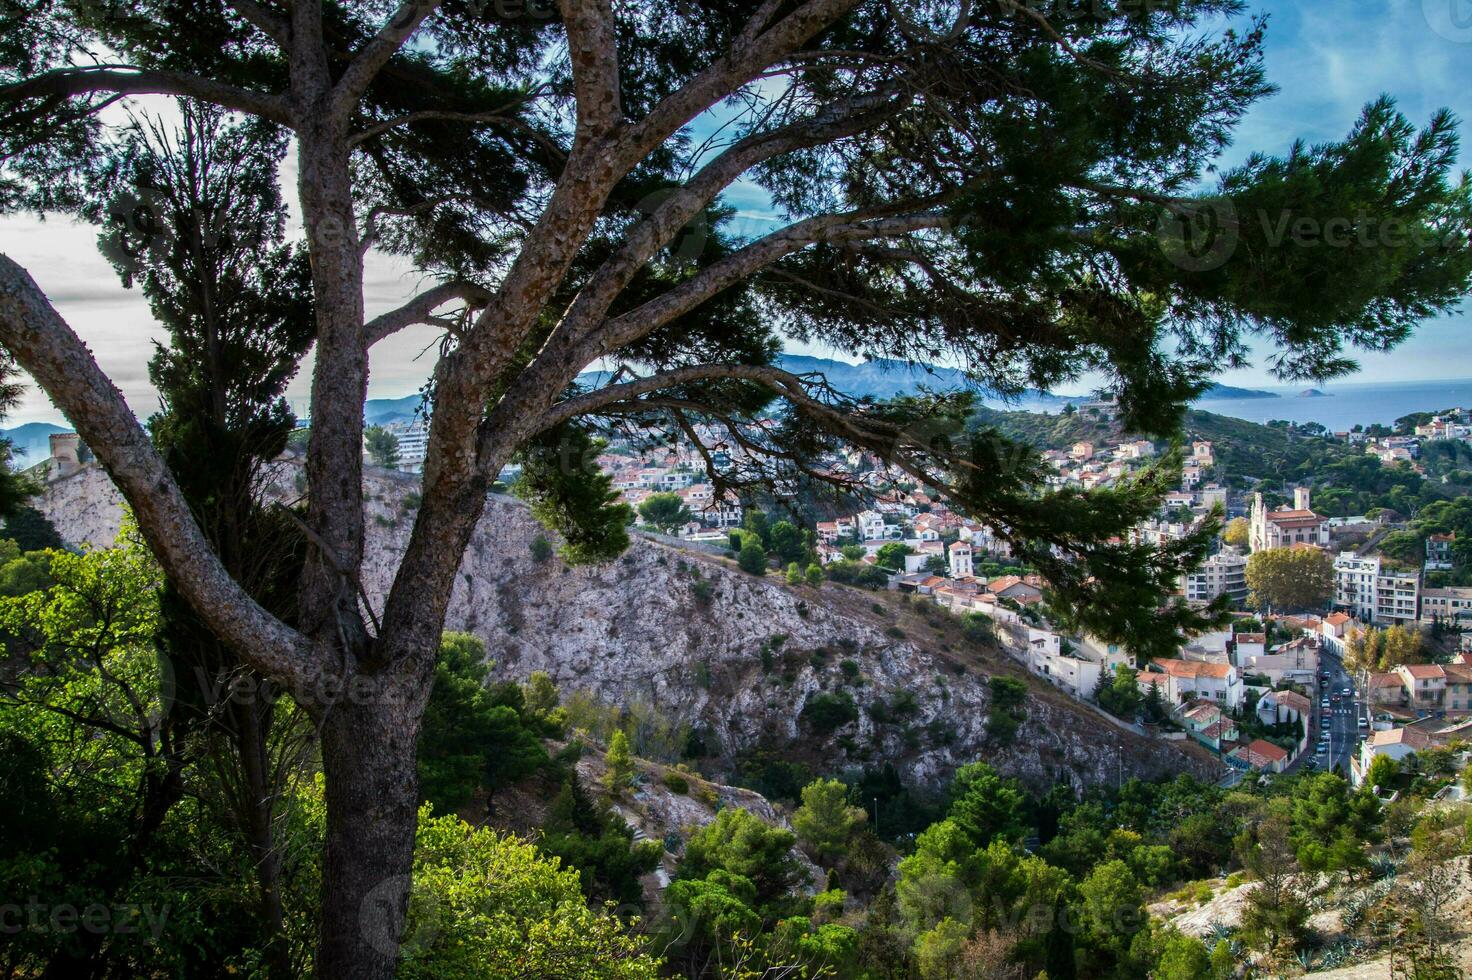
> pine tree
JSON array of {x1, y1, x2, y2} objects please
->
[{"x1": 603, "y1": 730, "x2": 634, "y2": 797}]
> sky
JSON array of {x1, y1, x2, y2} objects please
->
[{"x1": 2, "y1": 0, "x2": 1471, "y2": 426}]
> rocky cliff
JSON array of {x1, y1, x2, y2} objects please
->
[{"x1": 37, "y1": 461, "x2": 1214, "y2": 794}]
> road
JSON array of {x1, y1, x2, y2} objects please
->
[{"x1": 1310, "y1": 648, "x2": 1363, "y2": 776}]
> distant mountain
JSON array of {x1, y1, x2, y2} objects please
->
[
  {"x1": 1, "y1": 422, "x2": 69, "y2": 462},
  {"x1": 363, "y1": 394, "x2": 425, "y2": 425},
  {"x1": 577, "y1": 354, "x2": 1063, "y2": 404},
  {"x1": 1201, "y1": 383, "x2": 1279, "y2": 400},
  {"x1": 1300, "y1": 388, "x2": 1331, "y2": 398}
]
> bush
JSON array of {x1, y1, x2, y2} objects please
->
[
  {"x1": 986, "y1": 677, "x2": 1028, "y2": 745},
  {"x1": 663, "y1": 771, "x2": 690, "y2": 795},
  {"x1": 801, "y1": 691, "x2": 859, "y2": 734},
  {"x1": 738, "y1": 539, "x2": 769, "y2": 575},
  {"x1": 529, "y1": 534, "x2": 554, "y2": 562}
]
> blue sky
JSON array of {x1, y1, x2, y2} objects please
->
[{"x1": 2, "y1": 1, "x2": 1471, "y2": 425}]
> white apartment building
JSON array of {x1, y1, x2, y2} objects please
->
[
  {"x1": 381, "y1": 418, "x2": 430, "y2": 471},
  {"x1": 948, "y1": 540, "x2": 973, "y2": 579},
  {"x1": 1183, "y1": 549, "x2": 1248, "y2": 605},
  {"x1": 1333, "y1": 553, "x2": 1420, "y2": 625}
]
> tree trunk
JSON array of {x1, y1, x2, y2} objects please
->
[{"x1": 314, "y1": 681, "x2": 423, "y2": 980}]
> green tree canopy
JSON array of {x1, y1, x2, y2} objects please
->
[
  {"x1": 874, "y1": 541, "x2": 914, "y2": 571},
  {"x1": 792, "y1": 778, "x2": 866, "y2": 861},
  {"x1": 637, "y1": 492, "x2": 693, "y2": 533},
  {"x1": 363, "y1": 425, "x2": 401, "y2": 468},
  {"x1": 1245, "y1": 547, "x2": 1333, "y2": 611}
]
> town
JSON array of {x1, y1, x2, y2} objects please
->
[{"x1": 349, "y1": 402, "x2": 1472, "y2": 788}]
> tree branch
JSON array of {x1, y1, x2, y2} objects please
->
[
  {"x1": 226, "y1": 0, "x2": 290, "y2": 46},
  {"x1": 594, "y1": 209, "x2": 952, "y2": 356},
  {"x1": 0, "y1": 256, "x2": 323, "y2": 692},
  {"x1": 0, "y1": 67, "x2": 291, "y2": 124},
  {"x1": 551, "y1": 88, "x2": 906, "y2": 352},
  {"x1": 559, "y1": 0, "x2": 622, "y2": 141},
  {"x1": 618, "y1": 0, "x2": 864, "y2": 169},
  {"x1": 363, "y1": 280, "x2": 493, "y2": 346},
  {"x1": 330, "y1": 0, "x2": 444, "y2": 118}
]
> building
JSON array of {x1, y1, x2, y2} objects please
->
[
  {"x1": 1353, "y1": 726, "x2": 1438, "y2": 786},
  {"x1": 1426, "y1": 533, "x2": 1456, "y2": 571},
  {"x1": 1182, "y1": 549, "x2": 1248, "y2": 605},
  {"x1": 1333, "y1": 553, "x2": 1420, "y2": 625},
  {"x1": 1144, "y1": 659, "x2": 1244, "y2": 710},
  {"x1": 1229, "y1": 738, "x2": 1290, "y2": 773},
  {"x1": 46, "y1": 431, "x2": 83, "y2": 480},
  {"x1": 380, "y1": 418, "x2": 430, "y2": 471},
  {"x1": 1258, "y1": 689, "x2": 1312, "y2": 727},
  {"x1": 1363, "y1": 662, "x2": 1472, "y2": 716},
  {"x1": 1421, "y1": 586, "x2": 1472, "y2": 625},
  {"x1": 1249, "y1": 488, "x2": 1328, "y2": 552},
  {"x1": 948, "y1": 540, "x2": 973, "y2": 580},
  {"x1": 1238, "y1": 636, "x2": 1319, "y2": 686}
]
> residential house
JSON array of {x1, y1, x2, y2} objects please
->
[
  {"x1": 1352, "y1": 726, "x2": 1438, "y2": 787},
  {"x1": 1397, "y1": 664, "x2": 1447, "y2": 712},
  {"x1": 1233, "y1": 632, "x2": 1267, "y2": 660},
  {"x1": 987, "y1": 575, "x2": 1043, "y2": 604},
  {"x1": 947, "y1": 540, "x2": 974, "y2": 579},
  {"x1": 1318, "y1": 612, "x2": 1355, "y2": 653},
  {"x1": 1228, "y1": 739, "x2": 1289, "y2": 773},
  {"x1": 1258, "y1": 689, "x2": 1312, "y2": 728},
  {"x1": 1445, "y1": 663, "x2": 1472, "y2": 713},
  {"x1": 1179, "y1": 700, "x2": 1239, "y2": 751},
  {"x1": 1145, "y1": 659, "x2": 1244, "y2": 710},
  {"x1": 1238, "y1": 636, "x2": 1319, "y2": 686},
  {"x1": 1426, "y1": 533, "x2": 1456, "y2": 571}
]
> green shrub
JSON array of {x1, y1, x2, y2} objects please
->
[
  {"x1": 663, "y1": 771, "x2": 690, "y2": 795},
  {"x1": 801, "y1": 691, "x2": 858, "y2": 734}
]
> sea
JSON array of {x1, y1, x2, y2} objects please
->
[{"x1": 986, "y1": 378, "x2": 1472, "y2": 431}]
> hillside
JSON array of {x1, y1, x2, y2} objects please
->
[
  {"x1": 39, "y1": 462, "x2": 1211, "y2": 798},
  {"x1": 968, "y1": 403, "x2": 1351, "y2": 483}
]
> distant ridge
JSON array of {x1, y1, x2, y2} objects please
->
[
  {"x1": 1201, "y1": 383, "x2": 1279, "y2": 400},
  {"x1": 0, "y1": 421, "x2": 69, "y2": 462},
  {"x1": 575, "y1": 354, "x2": 1278, "y2": 405}
]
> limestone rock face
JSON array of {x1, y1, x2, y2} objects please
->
[{"x1": 39, "y1": 461, "x2": 1211, "y2": 792}]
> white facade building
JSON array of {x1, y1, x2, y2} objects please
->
[{"x1": 1333, "y1": 553, "x2": 1420, "y2": 625}]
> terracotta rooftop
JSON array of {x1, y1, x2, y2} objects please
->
[
  {"x1": 1153, "y1": 659, "x2": 1233, "y2": 680},
  {"x1": 1370, "y1": 727, "x2": 1434, "y2": 749},
  {"x1": 1400, "y1": 664, "x2": 1446, "y2": 680},
  {"x1": 1273, "y1": 690, "x2": 1313, "y2": 712},
  {"x1": 1245, "y1": 739, "x2": 1289, "y2": 763}
]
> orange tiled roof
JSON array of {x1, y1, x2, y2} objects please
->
[{"x1": 1154, "y1": 659, "x2": 1232, "y2": 680}]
